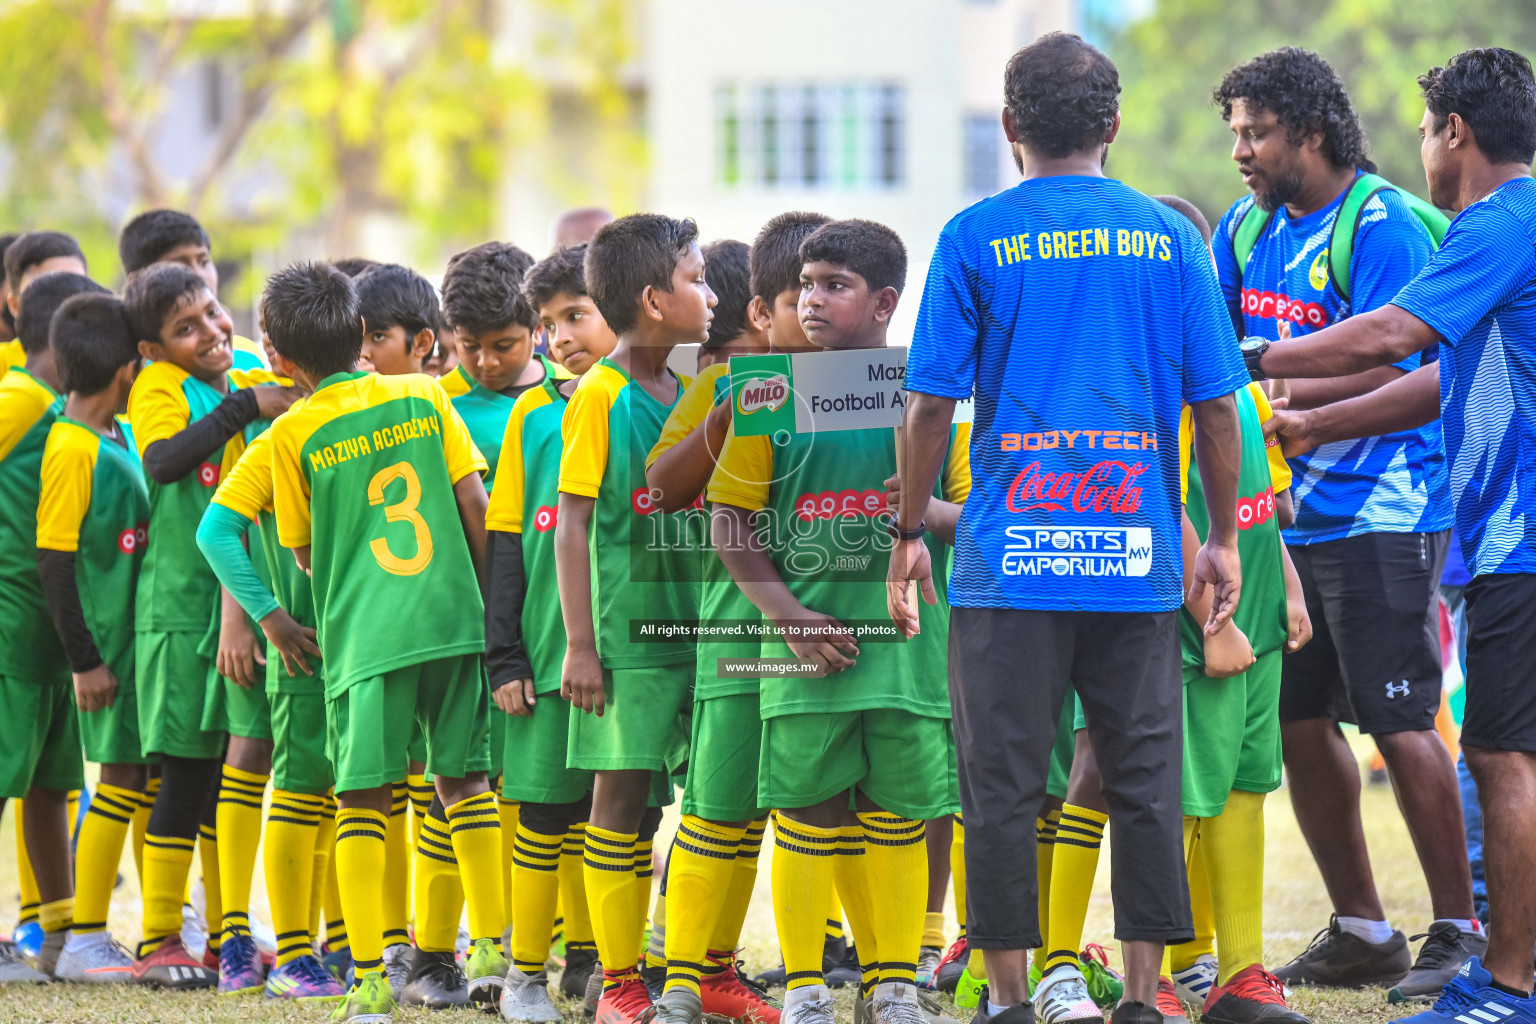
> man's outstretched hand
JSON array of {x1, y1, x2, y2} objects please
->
[{"x1": 1190, "y1": 540, "x2": 1242, "y2": 636}]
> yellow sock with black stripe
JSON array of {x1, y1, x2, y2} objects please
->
[
  {"x1": 381, "y1": 784, "x2": 411, "y2": 951},
  {"x1": 199, "y1": 823, "x2": 222, "y2": 955},
  {"x1": 1171, "y1": 816, "x2": 1214, "y2": 973},
  {"x1": 585, "y1": 825, "x2": 641, "y2": 978},
  {"x1": 500, "y1": 797, "x2": 519, "y2": 925},
  {"x1": 1201, "y1": 791, "x2": 1266, "y2": 985},
  {"x1": 711, "y1": 816, "x2": 766, "y2": 956},
  {"x1": 138, "y1": 833, "x2": 196, "y2": 957},
  {"x1": 445, "y1": 791, "x2": 505, "y2": 948},
  {"x1": 216, "y1": 765, "x2": 268, "y2": 946},
  {"x1": 413, "y1": 807, "x2": 464, "y2": 953},
  {"x1": 511, "y1": 820, "x2": 563, "y2": 970},
  {"x1": 830, "y1": 825, "x2": 882, "y2": 997},
  {"x1": 773, "y1": 817, "x2": 840, "y2": 992},
  {"x1": 1045, "y1": 804, "x2": 1105, "y2": 975},
  {"x1": 40, "y1": 897, "x2": 73, "y2": 939},
  {"x1": 265, "y1": 790, "x2": 324, "y2": 967},
  {"x1": 318, "y1": 795, "x2": 344, "y2": 950},
  {"x1": 132, "y1": 778, "x2": 159, "y2": 885},
  {"x1": 859, "y1": 812, "x2": 925, "y2": 987},
  {"x1": 560, "y1": 823, "x2": 596, "y2": 960},
  {"x1": 73, "y1": 783, "x2": 138, "y2": 936},
  {"x1": 826, "y1": 886, "x2": 845, "y2": 945},
  {"x1": 635, "y1": 835, "x2": 657, "y2": 959},
  {"x1": 951, "y1": 813, "x2": 967, "y2": 939},
  {"x1": 1034, "y1": 809, "x2": 1060, "y2": 956},
  {"x1": 15, "y1": 802, "x2": 39, "y2": 931},
  {"x1": 406, "y1": 773, "x2": 433, "y2": 851},
  {"x1": 663, "y1": 817, "x2": 744, "y2": 995},
  {"x1": 336, "y1": 809, "x2": 388, "y2": 978}
]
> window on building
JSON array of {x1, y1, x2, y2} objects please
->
[
  {"x1": 964, "y1": 114, "x2": 1001, "y2": 196},
  {"x1": 714, "y1": 81, "x2": 906, "y2": 190}
]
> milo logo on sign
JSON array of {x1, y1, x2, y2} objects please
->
[
  {"x1": 738, "y1": 374, "x2": 788, "y2": 415},
  {"x1": 729, "y1": 353, "x2": 796, "y2": 438}
]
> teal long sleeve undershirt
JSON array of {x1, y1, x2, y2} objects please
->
[{"x1": 196, "y1": 502, "x2": 282, "y2": 624}]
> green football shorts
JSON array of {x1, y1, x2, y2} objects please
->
[
  {"x1": 138, "y1": 630, "x2": 226, "y2": 759},
  {"x1": 0, "y1": 677, "x2": 84, "y2": 798},
  {"x1": 488, "y1": 709, "x2": 505, "y2": 781},
  {"x1": 407, "y1": 720, "x2": 428, "y2": 766},
  {"x1": 203, "y1": 670, "x2": 273, "y2": 742},
  {"x1": 500, "y1": 693, "x2": 592, "y2": 804},
  {"x1": 759, "y1": 708, "x2": 958, "y2": 821},
  {"x1": 271, "y1": 692, "x2": 333, "y2": 796},
  {"x1": 681, "y1": 692, "x2": 765, "y2": 822},
  {"x1": 566, "y1": 663, "x2": 693, "y2": 773},
  {"x1": 77, "y1": 678, "x2": 149, "y2": 768},
  {"x1": 1047, "y1": 695, "x2": 1076, "y2": 800},
  {"x1": 326, "y1": 654, "x2": 491, "y2": 794},
  {"x1": 1182, "y1": 649, "x2": 1284, "y2": 818}
]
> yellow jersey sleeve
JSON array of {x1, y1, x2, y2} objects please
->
[
  {"x1": 1246, "y1": 383, "x2": 1293, "y2": 493},
  {"x1": 36, "y1": 422, "x2": 98, "y2": 552},
  {"x1": 486, "y1": 388, "x2": 549, "y2": 534},
  {"x1": 558, "y1": 378, "x2": 613, "y2": 499},
  {"x1": 213, "y1": 431, "x2": 276, "y2": 520},
  {"x1": 228, "y1": 366, "x2": 286, "y2": 389},
  {"x1": 1178, "y1": 405, "x2": 1194, "y2": 506},
  {"x1": 427, "y1": 379, "x2": 486, "y2": 485},
  {"x1": 0, "y1": 376, "x2": 53, "y2": 463},
  {"x1": 705, "y1": 427, "x2": 773, "y2": 512},
  {"x1": 270, "y1": 413, "x2": 313, "y2": 549},
  {"x1": 127, "y1": 362, "x2": 192, "y2": 454},
  {"x1": 646, "y1": 362, "x2": 728, "y2": 470},
  {"x1": 0, "y1": 339, "x2": 23, "y2": 373},
  {"x1": 941, "y1": 421, "x2": 973, "y2": 504}
]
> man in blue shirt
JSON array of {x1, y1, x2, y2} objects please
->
[
  {"x1": 1258, "y1": 46, "x2": 1536, "y2": 1024},
  {"x1": 1209, "y1": 48, "x2": 1477, "y2": 1001},
  {"x1": 890, "y1": 31, "x2": 1248, "y2": 1024}
]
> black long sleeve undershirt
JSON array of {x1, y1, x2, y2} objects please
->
[
  {"x1": 141, "y1": 388, "x2": 259, "y2": 485},
  {"x1": 37, "y1": 548, "x2": 103, "y2": 673},
  {"x1": 485, "y1": 529, "x2": 532, "y2": 690}
]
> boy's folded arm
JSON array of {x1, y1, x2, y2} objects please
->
[
  {"x1": 710, "y1": 502, "x2": 802, "y2": 625},
  {"x1": 196, "y1": 503, "x2": 281, "y2": 623},
  {"x1": 645, "y1": 403, "x2": 731, "y2": 512},
  {"x1": 485, "y1": 529, "x2": 533, "y2": 689},
  {"x1": 554, "y1": 492, "x2": 598, "y2": 650},
  {"x1": 141, "y1": 388, "x2": 259, "y2": 484},
  {"x1": 35, "y1": 549, "x2": 104, "y2": 673},
  {"x1": 922, "y1": 498, "x2": 962, "y2": 544}
]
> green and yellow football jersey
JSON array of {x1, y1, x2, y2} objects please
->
[
  {"x1": 437, "y1": 363, "x2": 474, "y2": 400},
  {"x1": 0, "y1": 338, "x2": 23, "y2": 381},
  {"x1": 36, "y1": 419, "x2": 150, "y2": 684},
  {"x1": 453, "y1": 384, "x2": 517, "y2": 494},
  {"x1": 708, "y1": 419, "x2": 971, "y2": 718},
  {"x1": 270, "y1": 371, "x2": 487, "y2": 698},
  {"x1": 127, "y1": 360, "x2": 282, "y2": 632},
  {"x1": 0, "y1": 367, "x2": 69, "y2": 683},
  {"x1": 558, "y1": 356, "x2": 701, "y2": 669}
]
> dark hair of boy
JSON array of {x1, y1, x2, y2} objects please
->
[
  {"x1": 260, "y1": 261, "x2": 363, "y2": 379},
  {"x1": 798, "y1": 219, "x2": 908, "y2": 296},
  {"x1": 1214, "y1": 47, "x2": 1375, "y2": 173},
  {"x1": 1153, "y1": 194, "x2": 1214, "y2": 247},
  {"x1": 118, "y1": 209, "x2": 211, "y2": 275},
  {"x1": 441, "y1": 241, "x2": 538, "y2": 336},
  {"x1": 583, "y1": 214, "x2": 700, "y2": 336},
  {"x1": 122, "y1": 263, "x2": 211, "y2": 345},
  {"x1": 356, "y1": 263, "x2": 441, "y2": 338},
  {"x1": 332, "y1": 257, "x2": 380, "y2": 279},
  {"x1": 749, "y1": 211, "x2": 831, "y2": 302},
  {"x1": 1420, "y1": 47, "x2": 1536, "y2": 166},
  {"x1": 52, "y1": 293, "x2": 138, "y2": 394},
  {"x1": 16, "y1": 273, "x2": 109, "y2": 355},
  {"x1": 523, "y1": 244, "x2": 589, "y2": 311},
  {"x1": 701, "y1": 239, "x2": 752, "y2": 351},
  {"x1": 1005, "y1": 32, "x2": 1120, "y2": 160},
  {"x1": 5, "y1": 231, "x2": 86, "y2": 295}
]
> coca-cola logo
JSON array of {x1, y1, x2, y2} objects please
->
[
  {"x1": 1006, "y1": 461, "x2": 1146, "y2": 516},
  {"x1": 1241, "y1": 287, "x2": 1328, "y2": 328},
  {"x1": 794, "y1": 489, "x2": 887, "y2": 522},
  {"x1": 197, "y1": 462, "x2": 220, "y2": 487},
  {"x1": 1237, "y1": 486, "x2": 1276, "y2": 530},
  {"x1": 737, "y1": 375, "x2": 788, "y2": 416},
  {"x1": 117, "y1": 523, "x2": 149, "y2": 553},
  {"x1": 533, "y1": 505, "x2": 557, "y2": 532}
]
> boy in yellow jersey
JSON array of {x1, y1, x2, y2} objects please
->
[
  {"x1": 123, "y1": 263, "x2": 297, "y2": 987},
  {"x1": 0, "y1": 233, "x2": 21, "y2": 374},
  {"x1": 265, "y1": 262, "x2": 504, "y2": 1024},
  {"x1": 710, "y1": 221, "x2": 968, "y2": 1024},
  {"x1": 0, "y1": 272, "x2": 111, "y2": 983},
  {"x1": 489, "y1": 243, "x2": 615, "y2": 1021},
  {"x1": 555, "y1": 214, "x2": 715, "y2": 1024}
]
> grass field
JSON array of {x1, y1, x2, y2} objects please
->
[{"x1": 0, "y1": 768, "x2": 1439, "y2": 1024}]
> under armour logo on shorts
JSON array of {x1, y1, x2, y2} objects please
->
[{"x1": 1385, "y1": 680, "x2": 1411, "y2": 699}]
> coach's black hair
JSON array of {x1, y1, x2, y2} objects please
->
[
  {"x1": 118, "y1": 210, "x2": 211, "y2": 275},
  {"x1": 261, "y1": 262, "x2": 362, "y2": 379},
  {"x1": 331, "y1": 257, "x2": 380, "y2": 279},
  {"x1": 1420, "y1": 48, "x2": 1536, "y2": 166},
  {"x1": 123, "y1": 264, "x2": 211, "y2": 345},
  {"x1": 749, "y1": 212, "x2": 831, "y2": 303},
  {"x1": 16, "y1": 272, "x2": 109, "y2": 355},
  {"x1": 52, "y1": 293, "x2": 138, "y2": 394},
  {"x1": 1215, "y1": 47, "x2": 1374, "y2": 172},
  {"x1": 584, "y1": 214, "x2": 699, "y2": 336},
  {"x1": 702, "y1": 239, "x2": 752, "y2": 351},
  {"x1": 523, "y1": 244, "x2": 589, "y2": 313},
  {"x1": 4, "y1": 231, "x2": 86, "y2": 295},
  {"x1": 1004, "y1": 32, "x2": 1120, "y2": 160},
  {"x1": 441, "y1": 241, "x2": 538, "y2": 336},
  {"x1": 799, "y1": 220, "x2": 908, "y2": 296},
  {"x1": 355, "y1": 263, "x2": 441, "y2": 339}
]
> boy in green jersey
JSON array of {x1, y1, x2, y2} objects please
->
[
  {"x1": 35, "y1": 294, "x2": 151, "y2": 981},
  {"x1": 488, "y1": 243, "x2": 616, "y2": 1019},
  {"x1": 265, "y1": 262, "x2": 505, "y2": 1024},
  {"x1": 710, "y1": 221, "x2": 969, "y2": 1024},
  {"x1": 0, "y1": 272, "x2": 111, "y2": 981},
  {"x1": 555, "y1": 214, "x2": 715, "y2": 1024},
  {"x1": 123, "y1": 263, "x2": 297, "y2": 986}
]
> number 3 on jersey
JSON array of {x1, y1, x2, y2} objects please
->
[{"x1": 368, "y1": 462, "x2": 434, "y2": 576}]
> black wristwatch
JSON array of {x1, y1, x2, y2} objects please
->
[
  {"x1": 889, "y1": 521, "x2": 926, "y2": 541},
  {"x1": 1241, "y1": 337, "x2": 1270, "y2": 382}
]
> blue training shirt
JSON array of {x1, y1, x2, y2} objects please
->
[
  {"x1": 907, "y1": 176, "x2": 1248, "y2": 613},
  {"x1": 1393, "y1": 176, "x2": 1536, "y2": 578},
  {"x1": 1213, "y1": 178, "x2": 1451, "y2": 545}
]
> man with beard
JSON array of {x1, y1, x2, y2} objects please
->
[{"x1": 1211, "y1": 47, "x2": 1479, "y2": 1001}]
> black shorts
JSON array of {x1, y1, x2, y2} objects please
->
[
  {"x1": 1461, "y1": 573, "x2": 1536, "y2": 752},
  {"x1": 1280, "y1": 530, "x2": 1448, "y2": 735}
]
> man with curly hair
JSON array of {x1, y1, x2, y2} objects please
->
[{"x1": 1210, "y1": 47, "x2": 1478, "y2": 1000}]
